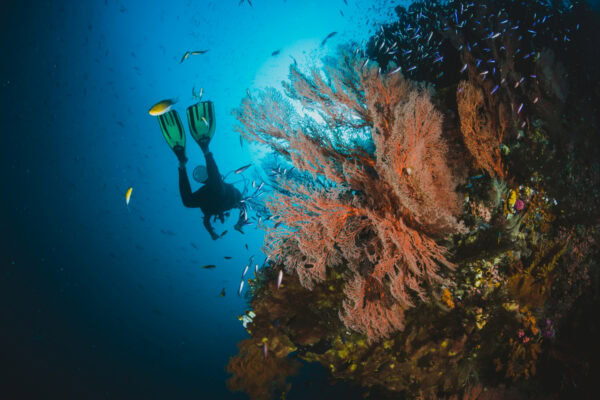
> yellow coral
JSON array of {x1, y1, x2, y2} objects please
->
[
  {"x1": 508, "y1": 189, "x2": 517, "y2": 209},
  {"x1": 441, "y1": 288, "x2": 455, "y2": 309},
  {"x1": 337, "y1": 348, "x2": 349, "y2": 359}
]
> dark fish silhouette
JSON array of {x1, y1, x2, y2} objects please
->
[
  {"x1": 202, "y1": 264, "x2": 217, "y2": 269},
  {"x1": 271, "y1": 49, "x2": 281, "y2": 56},
  {"x1": 219, "y1": 288, "x2": 226, "y2": 297},
  {"x1": 320, "y1": 31, "x2": 337, "y2": 47},
  {"x1": 224, "y1": 256, "x2": 233, "y2": 259}
]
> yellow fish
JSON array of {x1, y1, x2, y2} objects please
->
[
  {"x1": 125, "y1": 187, "x2": 133, "y2": 211},
  {"x1": 181, "y1": 50, "x2": 208, "y2": 64},
  {"x1": 148, "y1": 99, "x2": 177, "y2": 116}
]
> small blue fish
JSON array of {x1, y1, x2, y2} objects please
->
[
  {"x1": 460, "y1": 63, "x2": 468, "y2": 73},
  {"x1": 517, "y1": 103, "x2": 524, "y2": 114},
  {"x1": 490, "y1": 85, "x2": 499, "y2": 95}
]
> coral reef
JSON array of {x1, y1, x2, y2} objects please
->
[{"x1": 226, "y1": 0, "x2": 600, "y2": 398}]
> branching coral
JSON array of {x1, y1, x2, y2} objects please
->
[
  {"x1": 234, "y1": 52, "x2": 464, "y2": 341},
  {"x1": 339, "y1": 274, "x2": 405, "y2": 341},
  {"x1": 226, "y1": 338, "x2": 300, "y2": 400},
  {"x1": 456, "y1": 81, "x2": 507, "y2": 179}
]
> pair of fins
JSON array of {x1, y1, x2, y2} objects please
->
[{"x1": 157, "y1": 101, "x2": 216, "y2": 150}]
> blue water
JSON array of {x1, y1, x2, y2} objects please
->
[{"x1": 0, "y1": 0, "x2": 404, "y2": 398}]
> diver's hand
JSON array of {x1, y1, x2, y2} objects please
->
[{"x1": 234, "y1": 223, "x2": 244, "y2": 234}]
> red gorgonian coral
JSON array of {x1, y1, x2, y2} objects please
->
[{"x1": 233, "y1": 51, "x2": 465, "y2": 341}]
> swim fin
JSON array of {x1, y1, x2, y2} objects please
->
[
  {"x1": 157, "y1": 110, "x2": 186, "y2": 151},
  {"x1": 186, "y1": 101, "x2": 216, "y2": 146}
]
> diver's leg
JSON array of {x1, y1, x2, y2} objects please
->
[
  {"x1": 178, "y1": 165, "x2": 196, "y2": 208},
  {"x1": 202, "y1": 148, "x2": 222, "y2": 186}
]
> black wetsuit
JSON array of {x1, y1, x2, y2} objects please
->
[{"x1": 178, "y1": 149, "x2": 245, "y2": 239}]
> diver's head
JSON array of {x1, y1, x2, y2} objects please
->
[{"x1": 193, "y1": 165, "x2": 208, "y2": 183}]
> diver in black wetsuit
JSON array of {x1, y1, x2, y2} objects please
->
[
  {"x1": 155, "y1": 101, "x2": 246, "y2": 240},
  {"x1": 174, "y1": 142, "x2": 246, "y2": 240}
]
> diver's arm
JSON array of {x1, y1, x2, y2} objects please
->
[
  {"x1": 178, "y1": 165, "x2": 196, "y2": 208},
  {"x1": 203, "y1": 214, "x2": 219, "y2": 240},
  {"x1": 234, "y1": 206, "x2": 246, "y2": 234}
]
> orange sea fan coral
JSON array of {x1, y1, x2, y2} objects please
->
[
  {"x1": 233, "y1": 50, "x2": 464, "y2": 341},
  {"x1": 457, "y1": 80, "x2": 507, "y2": 179},
  {"x1": 226, "y1": 338, "x2": 299, "y2": 400},
  {"x1": 340, "y1": 274, "x2": 405, "y2": 342}
]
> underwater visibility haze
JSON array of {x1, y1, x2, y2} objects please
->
[{"x1": 2, "y1": 0, "x2": 600, "y2": 399}]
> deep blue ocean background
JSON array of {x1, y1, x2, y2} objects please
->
[
  {"x1": 0, "y1": 0, "x2": 405, "y2": 398},
  {"x1": 2, "y1": 0, "x2": 600, "y2": 399}
]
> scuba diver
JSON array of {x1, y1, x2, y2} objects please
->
[{"x1": 156, "y1": 101, "x2": 246, "y2": 240}]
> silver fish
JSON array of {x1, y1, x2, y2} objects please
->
[
  {"x1": 238, "y1": 280, "x2": 245, "y2": 297},
  {"x1": 387, "y1": 65, "x2": 402, "y2": 76},
  {"x1": 242, "y1": 264, "x2": 249, "y2": 279},
  {"x1": 277, "y1": 269, "x2": 283, "y2": 290},
  {"x1": 235, "y1": 164, "x2": 252, "y2": 174}
]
